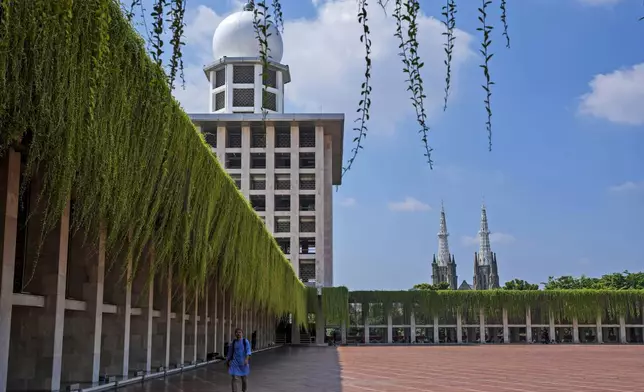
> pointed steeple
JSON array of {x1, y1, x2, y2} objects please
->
[
  {"x1": 437, "y1": 201, "x2": 451, "y2": 267},
  {"x1": 477, "y1": 203, "x2": 493, "y2": 265}
]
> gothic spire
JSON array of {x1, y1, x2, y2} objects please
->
[
  {"x1": 437, "y1": 201, "x2": 451, "y2": 266},
  {"x1": 477, "y1": 203, "x2": 493, "y2": 265}
]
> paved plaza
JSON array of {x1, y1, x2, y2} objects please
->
[{"x1": 120, "y1": 345, "x2": 644, "y2": 392}]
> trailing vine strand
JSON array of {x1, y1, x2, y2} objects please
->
[
  {"x1": 477, "y1": 0, "x2": 494, "y2": 151},
  {"x1": 441, "y1": 0, "x2": 456, "y2": 112},
  {"x1": 342, "y1": 0, "x2": 373, "y2": 177},
  {"x1": 500, "y1": 0, "x2": 510, "y2": 48}
]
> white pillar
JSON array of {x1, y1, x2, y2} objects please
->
[
  {"x1": 88, "y1": 226, "x2": 106, "y2": 382},
  {"x1": 193, "y1": 289, "x2": 198, "y2": 363},
  {"x1": 164, "y1": 267, "x2": 172, "y2": 368},
  {"x1": 220, "y1": 292, "x2": 226, "y2": 353},
  {"x1": 121, "y1": 249, "x2": 132, "y2": 378},
  {"x1": 0, "y1": 149, "x2": 19, "y2": 392},
  {"x1": 364, "y1": 313, "x2": 370, "y2": 344},
  {"x1": 340, "y1": 322, "x2": 347, "y2": 345},
  {"x1": 572, "y1": 317, "x2": 580, "y2": 344},
  {"x1": 502, "y1": 307, "x2": 509, "y2": 344},
  {"x1": 203, "y1": 284, "x2": 209, "y2": 361},
  {"x1": 456, "y1": 312, "x2": 463, "y2": 344},
  {"x1": 265, "y1": 125, "x2": 275, "y2": 234},
  {"x1": 596, "y1": 313, "x2": 603, "y2": 344},
  {"x1": 619, "y1": 315, "x2": 627, "y2": 344},
  {"x1": 180, "y1": 282, "x2": 186, "y2": 367},
  {"x1": 289, "y1": 124, "x2": 300, "y2": 278},
  {"x1": 212, "y1": 288, "x2": 218, "y2": 354},
  {"x1": 410, "y1": 312, "x2": 416, "y2": 343},
  {"x1": 433, "y1": 316, "x2": 439, "y2": 343},
  {"x1": 479, "y1": 308, "x2": 486, "y2": 344},
  {"x1": 241, "y1": 125, "x2": 251, "y2": 197},
  {"x1": 548, "y1": 311, "x2": 555, "y2": 343},
  {"x1": 144, "y1": 255, "x2": 154, "y2": 373},
  {"x1": 387, "y1": 314, "x2": 393, "y2": 343},
  {"x1": 525, "y1": 307, "x2": 532, "y2": 343}
]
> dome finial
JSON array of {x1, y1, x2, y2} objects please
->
[{"x1": 243, "y1": 1, "x2": 254, "y2": 11}]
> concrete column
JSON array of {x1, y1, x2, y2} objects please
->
[
  {"x1": 525, "y1": 307, "x2": 532, "y2": 343},
  {"x1": 203, "y1": 285, "x2": 209, "y2": 361},
  {"x1": 144, "y1": 260, "x2": 154, "y2": 373},
  {"x1": 364, "y1": 313, "x2": 370, "y2": 344},
  {"x1": 456, "y1": 312, "x2": 463, "y2": 344},
  {"x1": 289, "y1": 124, "x2": 300, "y2": 278},
  {"x1": 619, "y1": 315, "x2": 627, "y2": 344},
  {"x1": 265, "y1": 125, "x2": 275, "y2": 234},
  {"x1": 192, "y1": 288, "x2": 198, "y2": 364},
  {"x1": 180, "y1": 282, "x2": 186, "y2": 366},
  {"x1": 241, "y1": 125, "x2": 251, "y2": 197},
  {"x1": 212, "y1": 288, "x2": 218, "y2": 354},
  {"x1": 340, "y1": 322, "x2": 347, "y2": 345},
  {"x1": 121, "y1": 250, "x2": 132, "y2": 378},
  {"x1": 596, "y1": 314, "x2": 603, "y2": 344},
  {"x1": 290, "y1": 315, "x2": 300, "y2": 344},
  {"x1": 433, "y1": 316, "x2": 439, "y2": 343},
  {"x1": 164, "y1": 267, "x2": 172, "y2": 368},
  {"x1": 549, "y1": 311, "x2": 555, "y2": 342},
  {"x1": 572, "y1": 317, "x2": 580, "y2": 344},
  {"x1": 315, "y1": 296, "x2": 325, "y2": 345},
  {"x1": 479, "y1": 308, "x2": 486, "y2": 343},
  {"x1": 502, "y1": 308, "x2": 509, "y2": 344},
  {"x1": 387, "y1": 314, "x2": 393, "y2": 343},
  {"x1": 219, "y1": 292, "x2": 226, "y2": 353},
  {"x1": 216, "y1": 125, "x2": 226, "y2": 162},
  {"x1": 315, "y1": 125, "x2": 326, "y2": 285},
  {"x1": 0, "y1": 149, "x2": 20, "y2": 392},
  {"x1": 228, "y1": 297, "x2": 232, "y2": 343},
  {"x1": 87, "y1": 225, "x2": 106, "y2": 382},
  {"x1": 410, "y1": 313, "x2": 416, "y2": 343}
]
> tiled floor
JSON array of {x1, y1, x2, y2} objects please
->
[{"x1": 119, "y1": 345, "x2": 644, "y2": 392}]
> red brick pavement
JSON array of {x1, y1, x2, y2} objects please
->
[
  {"x1": 118, "y1": 345, "x2": 644, "y2": 392},
  {"x1": 339, "y1": 345, "x2": 644, "y2": 392}
]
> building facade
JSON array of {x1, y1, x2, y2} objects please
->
[
  {"x1": 190, "y1": 3, "x2": 344, "y2": 287},
  {"x1": 473, "y1": 204, "x2": 500, "y2": 290},
  {"x1": 431, "y1": 203, "x2": 457, "y2": 289}
]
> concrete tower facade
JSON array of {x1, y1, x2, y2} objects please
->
[
  {"x1": 473, "y1": 204, "x2": 500, "y2": 290},
  {"x1": 432, "y1": 203, "x2": 458, "y2": 289}
]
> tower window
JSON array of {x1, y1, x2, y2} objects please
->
[
  {"x1": 251, "y1": 125, "x2": 266, "y2": 148},
  {"x1": 232, "y1": 89, "x2": 254, "y2": 107},
  {"x1": 299, "y1": 174, "x2": 315, "y2": 190},
  {"x1": 250, "y1": 153, "x2": 266, "y2": 169},
  {"x1": 275, "y1": 217, "x2": 290, "y2": 233},
  {"x1": 264, "y1": 68, "x2": 277, "y2": 88},
  {"x1": 226, "y1": 126, "x2": 242, "y2": 148},
  {"x1": 299, "y1": 216, "x2": 315, "y2": 233},
  {"x1": 250, "y1": 195, "x2": 266, "y2": 212},
  {"x1": 250, "y1": 174, "x2": 266, "y2": 190},
  {"x1": 299, "y1": 126, "x2": 316, "y2": 148},
  {"x1": 300, "y1": 195, "x2": 315, "y2": 212},
  {"x1": 275, "y1": 124, "x2": 290, "y2": 148},
  {"x1": 275, "y1": 153, "x2": 290, "y2": 169},
  {"x1": 229, "y1": 173, "x2": 241, "y2": 189},
  {"x1": 225, "y1": 153, "x2": 241, "y2": 169},
  {"x1": 215, "y1": 68, "x2": 226, "y2": 88},
  {"x1": 275, "y1": 173, "x2": 290, "y2": 190},
  {"x1": 299, "y1": 152, "x2": 315, "y2": 169},
  {"x1": 299, "y1": 262, "x2": 316, "y2": 283},
  {"x1": 276, "y1": 237, "x2": 290, "y2": 254},
  {"x1": 204, "y1": 131, "x2": 217, "y2": 148},
  {"x1": 214, "y1": 91, "x2": 225, "y2": 111},
  {"x1": 299, "y1": 238, "x2": 316, "y2": 255},
  {"x1": 233, "y1": 65, "x2": 255, "y2": 84},
  {"x1": 275, "y1": 195, "x2": 291, "y2": 212},
  {"x1": 263, "y1": 91, "x2": 277, "y2": 111}
]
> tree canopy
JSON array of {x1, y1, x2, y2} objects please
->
[
  {"x1": 411, "y1": 282, "x2": 451, "y2": 291},
  {"x1": 543, "y1": 271, "x2": 644, "y2": 290},
  {"x1": 502, "y1": 279, "x2": 539, "y2": 290}
]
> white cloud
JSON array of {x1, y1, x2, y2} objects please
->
[
  {"x1": 608, "y1": 181, "x2": 644, "y2": 193},
  {"x1": 388, "y1": 197, "x2": 431, "y2": 212},
  {"x1": 339, "y1": 197, "x2": 356, "y2": 207},
  {"x1": 461, "y1": 232, "x2": 515, "y2": 246},
  {"x1": 174, "y1": 1, "x2": 474, "y2": 129},
  {"x1": 578, "y1": 63, "x2": 644, "y2": 126}
]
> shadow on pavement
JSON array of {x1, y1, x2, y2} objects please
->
[{"x1": 118, "y1": 346, "x2": 343, "y2": 392}]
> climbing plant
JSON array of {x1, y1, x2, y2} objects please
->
[{"x1": 0, "y1": 0, "x2": 309, "y2": 326}]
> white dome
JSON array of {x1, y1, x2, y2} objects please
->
[{"x1": 212, "y1": 10, "x2": 284, "y2": 63}]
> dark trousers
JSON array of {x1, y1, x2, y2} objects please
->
[{"x1": 231, "y1": 375, "x2": 248, "y2": 392}]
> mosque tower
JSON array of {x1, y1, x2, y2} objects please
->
[
  {"x1": 190, "y1": 0, "x2": 344, "y2": 288},
  {"x1": 473, "y1": 204, "x2": 500, "y2": 289},
  {"x1": 431, "y1": 202, "x2": 458, "y2": 289}
]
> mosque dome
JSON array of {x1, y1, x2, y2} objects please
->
[{"x1": 212, "y1": 4, "x2": 284, "y2": 63}]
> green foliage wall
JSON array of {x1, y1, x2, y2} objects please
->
[{"x1": 0, "y1": 0, "x2": 307, "y2": 324}]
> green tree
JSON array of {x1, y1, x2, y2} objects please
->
[
  {"x1": 502, "y1": 279, "x2": 539, "y2": 290},
  {"x1": 411, "y1": 282, "x2": 451, "y2": 291},
  {"x1": 542, "y1": 271, "x2": 644, "y2": 290}
]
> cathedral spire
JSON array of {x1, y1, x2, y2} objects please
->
[
  {"x1": 477, "y1": 203, "x2": 493, "y2": 265},
  {"x1": 437, "y1": 201, "x2": 451, "y2": 266}
]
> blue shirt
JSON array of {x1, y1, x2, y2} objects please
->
[{"x1": 227, "y1": 338, "x2": 251, "y2": 376}]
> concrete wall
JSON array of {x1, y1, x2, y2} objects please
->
[{"x1": 0, "y1": 150, "x2": 278, "y2": 392}]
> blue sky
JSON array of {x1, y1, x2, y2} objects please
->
[{"x1": 169, "y1": 0, "x2": 644, "y2": 290}]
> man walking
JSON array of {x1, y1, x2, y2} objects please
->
[{"x1": 226, "y1": 328, "x2": 252, "y2": 392}]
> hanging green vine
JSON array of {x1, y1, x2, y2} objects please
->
[
  {"x1": 477, "y1": 0, "x2": 494, "y2": 151},
  {"x1": 500, "y1": 0, "x2": 510, "y2": 48},
  {"x1": 252, "y1": 0, "x2": 272, "y2": 117},
  {"x1": 0, "y1": 0, "x2": 308, "y2": 326},
  {"x1": 441, "y1": 0, "x2": 456, "y2": 111}
]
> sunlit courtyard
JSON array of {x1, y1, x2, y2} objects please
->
[{"x1": 118, "y1": 345, "x2": 644, "y2": 392}]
